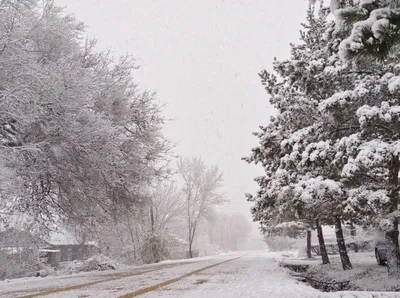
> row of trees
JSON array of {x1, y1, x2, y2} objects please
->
[
  {"x1": 77, "y1": 157, "x2": 242, "y2": 264},
  {"x1": 0, "y1": 0, "x2": 243, "y2": 276},
  {"x1": 246, "y1": 0, "x2": 400, "y2": 277},
  {"x1": 0, "y1": 155, "x2": 230, "y2": 277}
]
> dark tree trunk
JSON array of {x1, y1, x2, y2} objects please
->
[
  {"x1": 316, "y1": 219, "x2": 330, "y2": 264},
  {"x1": 187, "y1": 194, "x2": 192, "y2": 259},
  {"x1": 335, "y1": 217, "x2": 352, "y2": 270},
  {"x1": 387, "y1": 156, "x2": 400, "y2": 277},
  {"x1": 306, "y1": 230, "x2": 312, "y2": 259},
  {"x1": 150, "y1": 206, "x2": 155, "y2": 232},
  {"x1": 188, "y1": 240, "x2": 193, "y2": 258},
  {"x1": 386, "y1": 219, "x2": 400, "y2": 277},
  {"x1": 127, "y1": 219, "x2": 137, "y2": 260},
  {"x1": 188, "y1": 222, "x2": 197, "y2": 259}
]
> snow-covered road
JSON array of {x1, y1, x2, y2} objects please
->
[
  {"x1": 1, "y1": 251, "x2": 399, "y2": 298},
  {"x1": 143, "y1": 251, "x2": 400, "y2": 298}
]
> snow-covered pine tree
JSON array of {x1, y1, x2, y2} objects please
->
[
  {"x1": 320, "y1": 63, "x2": 400, "y2": 276},
  {"x1": 308, "y1": 0, "x2": 400, "y2": 278},
  {"x1": 275, "y1": 0, "x2": 400, "y2": 271},
  {"x1": 283, "y1": 10, "x2": 362, "y2": 270},
  {"x1": 245, "y1": 4, "x2": 342, "y2": 264}
]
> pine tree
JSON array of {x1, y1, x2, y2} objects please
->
[
  {"x1": 245, "y1": 4, "x2": 346, "y2": 265},
  {"x1": 323, "y1": 70, "x2": 400, "y2": 276},
  {"x1": 245, "y1": 1, "x2": 390, "y2": 270},
  {"x1": 318, "y1": 1, "x2": 400, "y2": 275}
]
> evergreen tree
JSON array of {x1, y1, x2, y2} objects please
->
[
  {"x1": 320, "y1": 64, "x2": 400, "y2": 276},
  {"x1": 323, "y1": 0, "x2": 400, "y2": 277},
  {"x1": 245, "y1": 2, "x2": 391, "y2": 270},
  {"x1": 245, "y1": 4, "x2": 345, "y2": 265},
  {"x1": 305, "y1": 0, "x2": 400, "y2": 276}
]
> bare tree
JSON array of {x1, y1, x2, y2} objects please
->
[
  {"x1": 87, "y1": 182, "x2": 185, "y2": 265},
  {"x1": 151, "y1": 181, "x2": 185, "y2": 231},
  {"x1": 208, "y1": 212, "x2": 252, "y2": 251},
  {"x1": 177, "y1": 157, "x2": 224, "y2": 258}
]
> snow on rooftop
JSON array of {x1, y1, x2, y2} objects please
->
[
  {"x1": 39, "y1": 249, "x2": 60, "y2": 253},
  {"x1": 46, "y1": 230, "x2": 98, "y2": 246},
  {"x1": 47, "y1": 231, "x2": 80, "y2": 245}
]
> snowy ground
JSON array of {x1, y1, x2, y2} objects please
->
[
  {"x1": 1, "y1": 251, "x2": 399, "y2": 297},
  {"x1": 278, "y1": 251, "x2": 400, "y2": 292}
]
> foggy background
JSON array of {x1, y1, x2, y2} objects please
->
[{"x1": 54, "y1": 0, "x2": 310, "y2": 240}]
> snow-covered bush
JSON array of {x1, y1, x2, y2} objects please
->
[
  {"x1": 0, "y1": 226, "x2": 46, "y2": 280},
  {"x1": 37, "y1": 265, "x2": 58, "y2": 278},
  {"x1": 0, "y1": 249, "x2": 38, "y2": 280},
  {"x1": 79, "y1": 254, "x2": 117, "y2": 272},
  {"x1": 345, "y1": 226, "x2": 382, "y2": 252},
  {"x1": 264, "y1": 235, "x2": 301, "y2": 252},
  {"x1": 60, "y1": 260, "x2": 83, "y2": 275},
  {"x1": 139, "y1": 231, "x2": 178, "y2": 264},
  {"x1": 57, "y1": 255, "x2": 118, "y2": 274}
]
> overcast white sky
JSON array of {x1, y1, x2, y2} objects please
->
[{"x1": 55, "y1": 0, "x2": 309, "y2": 231}]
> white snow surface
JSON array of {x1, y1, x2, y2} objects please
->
[{"x1": 1, "y1": 251, "x2": 399, "y2": 297}]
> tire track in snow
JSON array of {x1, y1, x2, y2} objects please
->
[
  {"x1": 118, "y1": 254, "x2": 248, "y2": 298},
  {"x1": 13, "y1": 262, "x2": 197, "y2": 298}
]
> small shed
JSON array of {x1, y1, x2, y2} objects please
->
[
  {"x1": 42, "y1": 231, "x2": 99, "y2": 263},
  {"x1": 39, "y1": 249, "x2": 61, "y2": 266},
  {"x1": 45, "y1": 244, "x2": 98, "y2": 262}
]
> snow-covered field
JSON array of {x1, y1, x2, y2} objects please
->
[{"x1": 1, "y1": 251, "x2": 399, "y2": 298}]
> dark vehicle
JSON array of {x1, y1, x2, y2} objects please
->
[{"x1": 375, "y1": 241, "x2": 387, "y2": 265}]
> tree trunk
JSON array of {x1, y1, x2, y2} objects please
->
[
  {"x1": 150, "y1": 206, "x2": 155, "y2": 232},
  {"x1": 188, "y1": 239, "x2": 193, "y2": 258},
  {"x1": 387, "y1": 156, "x2": 400, "y2": 277},
  {"x1": 127, "y1": 219, "x2": 137, "y2": 261},
  {"x1": 188, "y1": 223, "x2": 193, "y2": 258},
  {"x1": 187, "y1": 192, "x2": 192, "y2": 259},
  {"x1": 188, "y1": 223, "x2": 198, "y2": 258},
  {"x1": 306, "y1": 230, "x2": 312, "y2": 259},
  {"x1": 316, "y1": 219, "x2": 330, "y2": 264},
  {"x1": 386, "y1": 219, "x2": 400, "y2": 277},
  {"x1": 335, "y1": 217, "x2": 352, "y2": 270}
]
